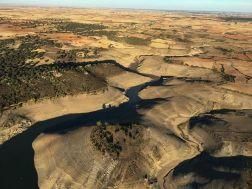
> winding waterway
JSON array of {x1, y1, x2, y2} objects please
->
[
  {"x1": 1, "y1": 73, "x2": 252, "y2": 189},
  {"x1": 0, "y1": 74, "x2": 166, "y2": 189}
]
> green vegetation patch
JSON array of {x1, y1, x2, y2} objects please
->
[
  {"x1": 0, "y1": 35, "x2": 135, "y2": 111},
  {"x1": 163, "y1": 56, "x2": 184, "y2": 64},
  {"x1": 0, "y1": 62, "x2": 107, "y2": 111},
  {"x1": 85, "y1": 62, "x2": 124, "y2": 78},
  {"x1": 106, "y1": 35, "x2": 151, "y2": 46},
  {"x1": 220, "y1": 16, "x2": 252, "y2": 22},
  {"x1": 56, "y1": 47, "x2": 104, "y2": 61},
  {"x1": 55, "y1": 21, "x2": 120, "y2": 38},
  {"x1": 123, "y1": 36, "x2": 151, "y2": 46},
  {"x1": 91, "y1": 124, "x2": 122, "y2": 158},
  {"x1": 0, "y1": 35, "x2": 62, "y2": 73},
  {"x1": 56, "y1": 22, "x2": 107, "y2": 33},
  {"x1": 91, "y1": 122, "x2": 142, "y2": 159}
]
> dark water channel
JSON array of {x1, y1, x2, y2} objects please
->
[{"x1": 0, "y1": 76, "x2": 166, "y2": 189}]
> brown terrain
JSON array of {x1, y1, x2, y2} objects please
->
[{"x1": 0, "y1": 7, "x2": 252, "y2": 189}]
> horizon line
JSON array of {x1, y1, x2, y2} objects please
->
[{"x1": 0, "y1": 3, "x2": 252, "y2": 14}]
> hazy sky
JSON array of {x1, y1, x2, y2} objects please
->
[{"x1": 1, "y1": 0, "x2": 252, "y2": 12}]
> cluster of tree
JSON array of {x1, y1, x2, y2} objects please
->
[
  {"x1": 144, "y1": 175, "x2": 158, "y2": 185},
  {"x1": 1, "y1": 36, "x2": 135, "y2": 111},
  {"x1": 91, "y1": 123, "x2": 122, "y2": 158},
  {"x1": 0, "y1": 35, "x2": 61, "y2": 77},
  {"x1": 0, "y1": 17, "x2": 11, "y2": 25},
  {"x1": 220, "y1": 65, "x2": 236, "y2": 82},
  {"x1": 17, "y1": 35, "x2": 62, "y2": 48},
  {"x1": 18, "y1": 20, "x2": 48, "y2": 29},
  {"x1": 107, "y1": 33, "x2": 151, "y2": 45},
  {"x1": 0, "y1": 38, "x2": 15, "y2": 49},
  {"x1": 12, "y1": 18, "x2": 68, "y2": 29},
  {"x1": 0, "y1": 62, "x2": 107, "y2": 111},
  {"x1": 56, "y1": 22, "x2": 107, "y2": 34},
  {"x1": 114, "y1": 123, "x2": 141, "y2": 140},
  {"x1": 122, "y1": 36, "x2": 151, "y2": 46},
  {"x1": 54, "y1": 21, "x2": 122, "y2": 40},
  {"x1": 147, "y1": 29, "x2": 194, "y2": 43},
  {"x1": 220, "y1": 16, "x2": 252, "y2": 22},
  {"x1": 163, "y1": 56, "x2": 183, "y2": 64},
  {"x1": 1, "y1": 114, "x2": 31, "y2": 129},
  {"x1": 84, "y1": 62, "x2": 123, "y2": 79},
  {"x1": 56, "y1": 47, "x2": 103, "y2": 61},
  {"x1": 77, "y1": 30, "x2": 118, "y2": 38}
]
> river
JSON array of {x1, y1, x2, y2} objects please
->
[{"x1": 0, "y1": 75, "x2": 166, "y2": 189}]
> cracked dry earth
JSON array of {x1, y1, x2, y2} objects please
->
[{"x1": 0, "y1": 9, "x2": 252, "y2": 189}]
